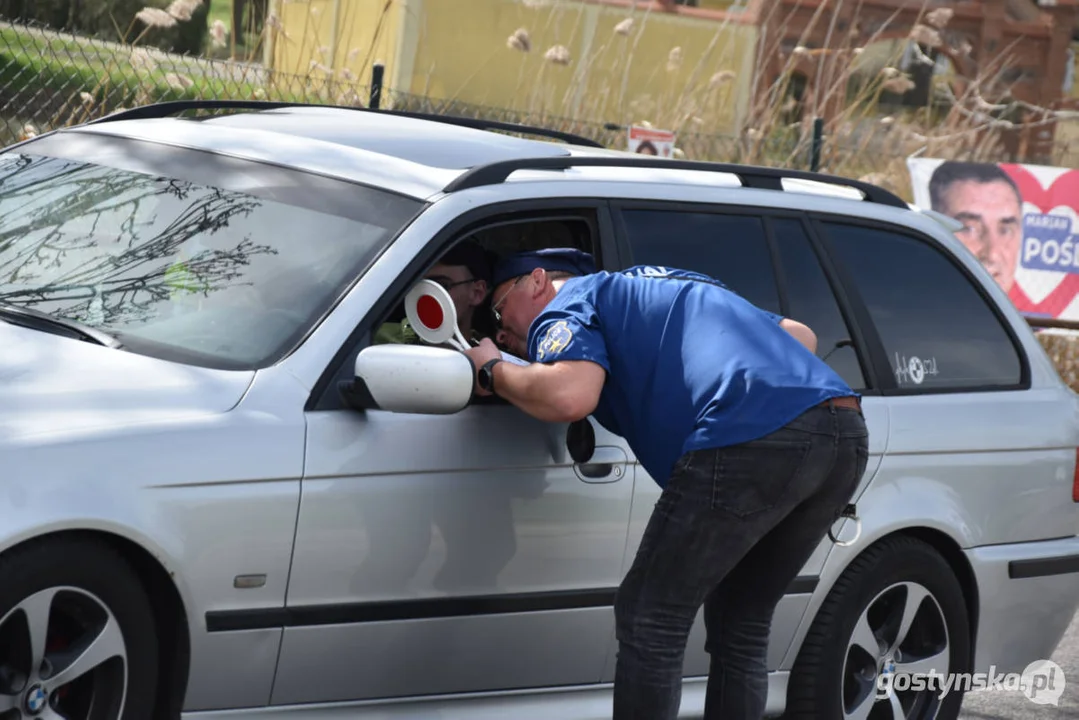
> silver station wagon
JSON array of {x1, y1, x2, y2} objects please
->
[{"x1": 1, "y1": 101, "x2": 1077, "y2": 720}]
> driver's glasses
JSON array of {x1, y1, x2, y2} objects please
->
[{"x1": 428, "y1": 275, "x2": 475, "y2": 292}]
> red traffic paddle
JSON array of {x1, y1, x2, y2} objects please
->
[{"x1": 404, "y1": 279, "x2": 472, "y2": 351}]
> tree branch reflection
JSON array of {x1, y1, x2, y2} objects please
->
[{"x1": 0, "y1": 155, "x2": 279, "y2": 327}]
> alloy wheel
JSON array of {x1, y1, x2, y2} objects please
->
[
  {"x1": 842, "y1": 581, "x2": 950, "y2": 720},
  {"x1": 0, "y1": 586, "x2": 127, "y2": 720}
]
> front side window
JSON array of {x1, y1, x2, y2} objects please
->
[{"x1": 0, "y1": 151, "x2": 420, "y2": 369}]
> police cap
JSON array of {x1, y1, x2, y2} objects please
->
[{"x1": 492, "y1": 247, "x2": 596, "y2": 288}]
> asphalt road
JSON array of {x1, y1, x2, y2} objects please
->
[{"x1": 959, "y1": 607, "x2": 1079, "y2": 719}]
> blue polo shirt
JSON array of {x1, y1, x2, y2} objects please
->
[{"x1": 526, "y1": 265, "x2": 856, "y2": 487}]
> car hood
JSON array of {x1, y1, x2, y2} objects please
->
[{"x1": 0, "y1": 323, "x2": 255, "y2": 442}]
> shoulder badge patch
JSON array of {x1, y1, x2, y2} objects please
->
[
  {"x1": 624, "y1": 265, "x2": 673, "y2": 278},
  {"x1": 537, "y1": 320, "x2": 573, "y2": 361}
]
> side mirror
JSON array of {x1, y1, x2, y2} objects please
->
[{"x1": 350, "y1": 344, "x2": 474, "y2": 414}]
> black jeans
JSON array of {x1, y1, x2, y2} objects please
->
[{"x1": 612, "y1": 401, "x2": 869, "y2": 720}]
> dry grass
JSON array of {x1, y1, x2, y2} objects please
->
[
  {"x1": 1037, "y1": 331, "x2": 1079, "y2": 394},
  {"x1": 259, "y1": 1, "x2": 1078, "y2": 198},
  {"x1": 731, "y1": 4, "x2": 1079, "y2": 197},
  {"x1": 521, "y1": 3, "x2": 1077, "y2": 196}
]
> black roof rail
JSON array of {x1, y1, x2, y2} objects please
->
[
  {"x1": 85, "y1": 99, "x2": 606, "y2": 148},
  {"x1": 443, "y1": 156, "x2": 909, "y2": 208}
]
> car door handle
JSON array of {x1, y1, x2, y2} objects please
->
[
  {"x1": 574, "y1": 446, "x2": 629, "y2": 484},
  {"x1": 579, "y1": 463, "x2": 614, "y2": 479}
]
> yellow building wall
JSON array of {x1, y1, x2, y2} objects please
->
[
  {"x1": 271, "y1": 0, "x2": 758, "y2": 135},
  {"x1": 270, "y1": 0, "x2": 403, "y2": 100}
]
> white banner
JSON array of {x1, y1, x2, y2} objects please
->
[{"x1": 908, "y1": 157, "x2": 1079, "y2": 320}]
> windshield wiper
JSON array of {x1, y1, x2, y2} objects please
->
[{"x1": 0, "y1": 302, "x2": 123, "y2": 349}]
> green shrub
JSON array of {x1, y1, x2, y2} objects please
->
[
  {"x1": 0, "y1": 0, "x2": 209, "y2": 56},
  {"x1": 0, "y1": 22, "x2": 331, "y2": 142}
]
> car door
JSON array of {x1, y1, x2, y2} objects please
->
[
  {"x1": 808, "y1": 215, "x2": 1079, "y2": 675},
  {"x1": 813, "y1": 216, "x2": 1076, "y2": 548},
  {"x1": 270, "y1": 205, "x2": 637, "y2": 706},
  {"x1": 601, "y1": 203, "x2": 888, "y2": 682}
]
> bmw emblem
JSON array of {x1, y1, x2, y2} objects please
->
[
  {"x1": 907, "y1": 356, "x2": 925, "y2": 385},
  {"x1": 24, "y1": 684, "x2": 47, "y2": 714}
]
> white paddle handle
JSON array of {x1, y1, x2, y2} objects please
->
[{"x1": 442, "y1": 327, "x2": 472, "y2": 352}]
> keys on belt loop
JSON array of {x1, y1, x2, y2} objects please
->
[{"x1": 828, "y1": 503, "x2": 861, "y2": 547}]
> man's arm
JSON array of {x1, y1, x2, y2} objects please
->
[
  {"x1": 764, "y1": 309, "x2": 817, "y2": 353},
  {"x1": 466, "y1": 337, "x2": 605, "y2": 422},
  {"x1": 780, "y1": 317, "x2": 817, "y2": 354},
  {"x1": 489, "y1": 358, "x2": 606, "y2": 423}
]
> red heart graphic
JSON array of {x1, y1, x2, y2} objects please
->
[{"x1": 1000, "y1": 164, "x2": 1079, "y2": 318}]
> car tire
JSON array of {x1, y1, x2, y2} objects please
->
[
  {"x1": 0, "y1": 536, "x2": 159, "y2": 720},
  {"x1": 785, "y1": 535, "x2": 971, "y2": 720}
]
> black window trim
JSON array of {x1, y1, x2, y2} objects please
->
[
  {"x1": 768, "y1": 214, "x2": 880, "y2": 394},
  {"x1": 808, "y1": 212, "x2": 1032, "y2": 396},
  {"x1": 608, "y1": 199, "x2": 881, "y2": 394},
  {"x1": 761, "y1": 216, "x2": 791, "y2": 318},
  {"x1": 305, "y1": 197, "x2": 622, "y2": 412}
]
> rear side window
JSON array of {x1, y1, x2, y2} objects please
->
[
  {"x1": 821, "y1": 221, "x2": 1023, "y2": 390},
  {"x1": 618, "y1": 208, "x2": 781, "y2": 314},
  {"x1": 770, "y1": 218, "x2": 867, "y2": 390}
]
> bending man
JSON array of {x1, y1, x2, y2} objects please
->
[{"x1": 465, "y1": 248, "x2": 868, "y2": 720}]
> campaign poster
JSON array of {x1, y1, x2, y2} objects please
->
[
  {"x1": 627, "y1": 125, "x2": 676, "y2": 157},
  {"x1": 908, "y1": 158, "x2": 1079, "y2": 320}
]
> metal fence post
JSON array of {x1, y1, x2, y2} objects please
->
[
  {"x1": 369, "y1": 62, "x2": 384, "y2": 110},
  {"x1": 810, "y1": 117, "x2": 823, "y2": 172}
]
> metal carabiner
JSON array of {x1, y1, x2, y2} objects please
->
[{"x1": 828, "y1": 504, "x2": 862, "y2": 547}]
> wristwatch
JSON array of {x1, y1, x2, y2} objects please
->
[{"x1": 478, "y1": 358, "x2": 503, "y2": 393}]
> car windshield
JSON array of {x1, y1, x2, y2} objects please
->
[{"x1": 0, "y1": 146, "x2": 421, "y2": 369}]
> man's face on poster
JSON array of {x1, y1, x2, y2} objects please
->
[{"x1": 937, "y1": 178, "x2": 1022, "y2": 292}]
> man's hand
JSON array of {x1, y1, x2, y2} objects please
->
[{"x1": 464, "y1": 338, "x2": 503, "y2": 396}]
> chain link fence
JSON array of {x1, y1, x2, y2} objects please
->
[
  {"x1": 0, "y1": 18, "x2": 375, "y2": 142},
  {"x1": 0, "y1": 16, "x2": 821, "y2": 165},
  {"x1": 372, "y1": 82, "x2": 815, "y2": 163}
]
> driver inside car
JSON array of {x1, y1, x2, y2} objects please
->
[{"x1": 374, "y1": 239, "x2": 495, "y2": 347}]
